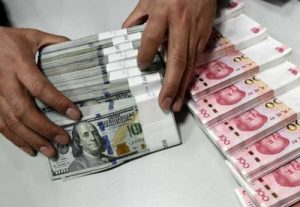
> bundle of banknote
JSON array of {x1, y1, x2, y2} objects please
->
[
  {"x1": 206, "y1": 84, "x2": 300, "y2": 154},
  {"x1": 196, "y1": 13, "x2": 267, "y2": 66},
  {"x1": 228, "y1": 160, "x2": 300, "y2": 207},
  {"x1": 228, "y1": 119, "x2": 300, "y2": 182},
  {"x1": 37, "y1": 23, "x2": 184, "y2": 180},
  {"x1": 188, "y1": 61, "x2": 300, "y2": 128},
  {"x1": 235, "y1": 187, "x2": 300, "y2": 207},
  {"x1": 190, "y1": 36, "x2": 292, "y2": 101},
  {"x1": 214, "y1": 0, "x2": 245, "y2": 25},
  {"x1": 45, "y1": 91, "x2": 181, "y2": 180},
  {"x1": 184, "y1": 1, "x2": 300, "y2": 206}
]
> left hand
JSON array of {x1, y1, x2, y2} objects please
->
[{"x1": 123, "y1": 0, "x2": 217, "y2": 112}]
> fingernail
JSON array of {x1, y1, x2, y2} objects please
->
[
  {"x1": 160, "y1": 97, "x2": 173, "y2": 111},
  {"x1": 66, "y1": 108, "x2": 81, "y2": 120},
  {"x1": 137, "y1": 62, "x2": 149, "y2": 71},
  {"x1": 21, "y1": 147, "x2": 34, "y2": 156},
  {"x1": 55, "y1": 135, "x2": 69, "y2": 145},
  {"x1": 173, "y1": 101, "x2": 183, "y2": 112},
  {"x1": 40, "y1": 147, "x2": 54, "y2": 158}
]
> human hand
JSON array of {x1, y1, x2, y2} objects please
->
[
  {"x1": 0, "y1": 27, "x2": 81, "y2": 159},
  {"x1": 123, "y1": 0, "x2": 217, "y2": 112}
]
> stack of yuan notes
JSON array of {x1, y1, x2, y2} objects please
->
[{"x1": 186, "y1": 1, "x2": 300, "y2": 206}]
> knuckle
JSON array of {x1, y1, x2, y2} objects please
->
[
  {"x1": 172, "y1": 54, "x2": 187, "y2": 67},
  {"x1": 40, "y1": 125, "x2": 58, "y2": 139},
  {"x1": 143, "y1": 30, "x2": 160, "y2": 45},
  {"x1": 30, "y1": 79, "x2": 48, "y2": 97},
  {"x1": 5, "y1": 114, "x2": 20, "y2": 129},
  {"x1": 13, "y1": 103, "x2": 31, "y2": 118},
  {"x1": 164, "y1": 79, "x2": 180, "y2": 96},
  {"x1": 51, "y1": 97, "x2": 70, "y2": 112}
]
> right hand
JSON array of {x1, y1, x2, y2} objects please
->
[{"x1": 0, "y1": 27, "x2": 81, "y2": 159}]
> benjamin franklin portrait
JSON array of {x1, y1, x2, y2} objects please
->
[{"x1": 68, "y1": 121, "x2": 110, "y2": 172}]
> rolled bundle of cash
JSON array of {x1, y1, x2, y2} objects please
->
[
  {"x1": 229, "y1": 119, "x2": 300, "y2": 182},
  {"x1": 190, "y1": 36, "x2": 292, "y2": 101},
  {"x1": 188, "y1": 61, "x2": 300, "y2": 128},
  {"x1": 227, "y1": 159, "x2": 300, "y2": 207},
  {"x1": 206, "y1": 84, "x2": 300, "y2": 154}
]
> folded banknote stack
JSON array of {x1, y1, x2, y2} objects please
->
[
  {"x1": 186, "y1": 1, "x2": 300, "y2": 206},
  {"x1": 36, "y1": 0, "x2": 245, "y2": 180}
]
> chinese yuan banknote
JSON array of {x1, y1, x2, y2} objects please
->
[
  {"x1": 208, "y1": 97, "x2": 297, "y2": 154},
  {"x1": 243, "y1": 159, "x2": 300, "y2": 207},
  {"x1": 228, "y1": 160, "x2": 300, "y2": 207},
  {"x1": 229, "y1": 120, "x2": 300, "y2": 182},
  {"x1": 215, "y1": 14, "x2": 267, "y2": 50},
  {"x1": 235, "y1": 187, "x2": 257, "y2": 207},
  {"x1": 197, "y1": 13, "x2": 267, "y2": 65},
  {"x1": 214, "y1": 0, "x2": 245, "y2": 25},
  {"x1": 190, "y1": 36, "x2": 291, "y2": 101},
  {"x1": 207, "y1": 84, "x2": 300, "y2": 154},
  {"x1": 188, "y1": 61, "x2": 300, "y2": 128}
]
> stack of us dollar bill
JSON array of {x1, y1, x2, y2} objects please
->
[
  {"x1": 185, "y1": 1, "x2": 300, "y2": 206},
  {"x1": 37, "y1": 25, "x2": 182, "y2": 180}
]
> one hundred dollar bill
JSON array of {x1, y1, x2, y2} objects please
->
[{"x1": 47, "y1": 96, "x2": 180, "y2": 180}]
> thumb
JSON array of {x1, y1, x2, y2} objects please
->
[
  {"x1": 122, "y1": 2, "x2": 148, "y2": 28},
  {"x1": 29, "y1": 30, "x2": 70, "y2": 51}
]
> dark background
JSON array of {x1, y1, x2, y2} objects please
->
[{"x1": 0, "y1": 0, "x2": 11, "y2": 26}]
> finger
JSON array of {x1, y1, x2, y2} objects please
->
[
  {"x1": 32, "y1": 30, "x2": 70, "y2": 50},
  {"x1": 17, "y1": 62, "x2": 81, "y2": 121},
  {"x1": 159, "y1": 24, "x2": 189, "y2": 111},
  {"x1": 0, "y1": 115, "x2": 36, "y2": 156},
  {"x1": 196, "y1": 29, "x2": 212, "y2": 58},
  {"x1": 2, "y1": 82, "x2": 70, "y2": 145},
  {"x1": 0, "y1": 97, "x2": 57, "y2": 158},
  {"x1": 137, "y1": 16, "x2": 167, "y2": 69},
  {"x1": 122, "y1": 1, "x2": 148, "y2": 28},
  {"x1": 172, "y1": 36, "x2": 198, "y2": 112}
]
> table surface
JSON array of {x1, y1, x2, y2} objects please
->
[{"x1": 0, "y1": 1, "x2": 299, "y2": 207}]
